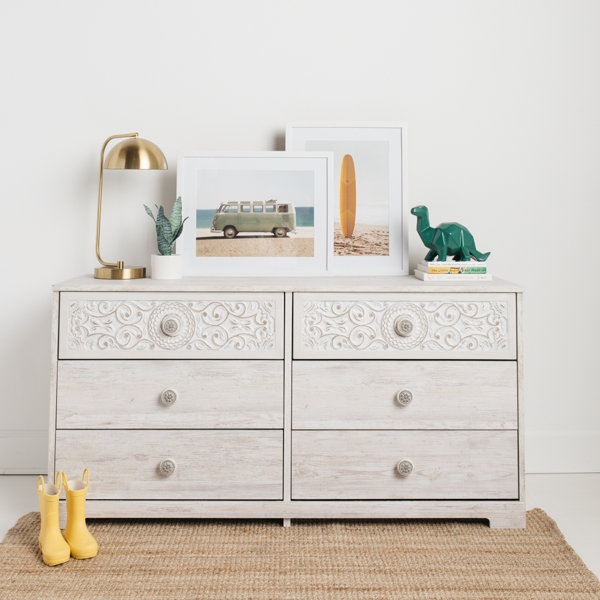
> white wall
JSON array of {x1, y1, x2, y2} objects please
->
[{"x1": 1, "y1": 0, "x2": 598, "y2": 474}]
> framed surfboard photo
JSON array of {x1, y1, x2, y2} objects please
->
[
  {"x1": 177, "y1": 152, "x2": 332, "y2": 276},
  {"x1": 286, "y1": 123, "x2": 407, "y2": 275}
]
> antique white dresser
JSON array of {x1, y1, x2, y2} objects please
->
[{"x1": 49, "y1": 276, "x2": 524, "y2": 528}]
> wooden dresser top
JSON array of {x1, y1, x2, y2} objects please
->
[{"x1": 53, "y1": 275, "x2": 522, "y2": 294}]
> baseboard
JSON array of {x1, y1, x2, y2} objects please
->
[
  {"x1": 0, "y1": 430, "x2": 47, "y2": 474},
  {"x1": 526, "y1": 430, "x2": 600, "y2": 473}
]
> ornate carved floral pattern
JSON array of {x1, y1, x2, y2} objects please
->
[
  {"x1": 68, "y1": 300, "x2": 277, "y2": 353},
  {"x1": 148, "y1": 303, "x2": 196, "y2": 349},
  {"x1": 302, "y1": 300, "x2": 509, "y2": 353},
  {"x1": 381, "y1": 304, "x2": 428, "y2": 350}
]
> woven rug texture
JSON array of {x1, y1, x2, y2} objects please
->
[{"x1": 0, "y1": 508, "x2": 598, "y2": 600}]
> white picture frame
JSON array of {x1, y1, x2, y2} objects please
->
[
  {"x1": 286, "y1": 122, "x2": 407, "y2": 276},
  {"x1": 177, "y1": 152, "x2": 331, "y2": 276}
]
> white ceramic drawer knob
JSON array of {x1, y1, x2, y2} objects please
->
[
  {"x1": 161, "y1": 315, "x2": 181, "y2": 337},
  {"x1": 396, "y1": 389, "x2": 413, "y2": 406},
  {"x1": 158, "y1": 458, "x2": 176, "y2": 477},
  {"x1": 396, "y1": 459, "x2": 414, "y2": 477},
  {"x1": 160, "y1": 389, "x2": 178, "y2": 406},
  {"x1": 394, "y1": 317, "x2": 414, "y2": 337}
]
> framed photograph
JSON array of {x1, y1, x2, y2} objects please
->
[
  {"x1": 286, "y1": 123, "x2": 406, "y2": 275},
  {"x1": 177, "y1": 153, "x2": 331, "y2": 276}
]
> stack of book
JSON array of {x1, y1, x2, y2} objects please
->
[{"x1": 414, "y1": 260, "x2": 492, "y2": 281}]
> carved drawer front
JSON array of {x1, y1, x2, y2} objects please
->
[
  {"x1": 59, "y1": 292, "x2": 284, "y2": 359},
  {"x1": 292, "y1": 430, "x2": 518, "y2": 500},
  {"x1": 293, "y1": 361, "x2": 517, "y2": 430},
  {"x1": 57, "y1": 360, "x2": 283, "y2": 429},
  {"x1": 56, "y1": 430, "x2": 283, "y2": 500},
  {"x1": 293, "y1": 293, "x2": 516, "y2": 359}
]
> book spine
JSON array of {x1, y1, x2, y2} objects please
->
[
  {"x1": 414, "y1": 271, "x2": 492, "y2": 281},
  {"x1": 418, "y1": 266, "x2": 487, "y2": 274},
  {"x1": 419, "y1": 260, "x2": 489, "y2": 267}
]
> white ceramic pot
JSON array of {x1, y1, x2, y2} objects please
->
[{"x1": 151, "y1": 254, "x2": 183, "y2": 280}]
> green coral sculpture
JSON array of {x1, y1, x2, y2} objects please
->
[{"x1": 144, "y1": 196, "x2": 188, "y2": 256}]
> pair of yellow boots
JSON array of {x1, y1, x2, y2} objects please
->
[{"x1": 37, "y1": 468, "x2": 98, "y2": 566}]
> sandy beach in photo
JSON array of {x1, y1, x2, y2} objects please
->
[
  {"x1": 334, "y1": 223, "x2": 389, "y2": 256},
  {"x1": 196, "y1": 227, "x2": 314, "y2": 257}
]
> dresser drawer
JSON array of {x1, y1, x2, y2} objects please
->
[
  {"x1": 292, "y1": 431, "x2": 518, "y2": 500},
  {"x1": 56, "y1": 430, "x2": 283, "y2": 500},
  {"x1": 59, "y1": 292, "x2": 284, "y2": 359},
  {"x1": 293, "y1": 293, "x2": 516, "y2": 359},
  {"x1": 293, "y1": 361, "x2": 517, "y2": 429},
  {"x1": 57, "y1": 360, "x2": 283, "y2": 429}
]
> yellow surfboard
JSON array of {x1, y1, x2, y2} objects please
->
[{"x1": 339, "y1": 154, "x2": 356, "y2": 238}]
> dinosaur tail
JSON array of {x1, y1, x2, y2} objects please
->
[{"x1": 470, "y1": 249, "x2": 490, "y2": 262}]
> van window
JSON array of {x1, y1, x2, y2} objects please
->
[
  {"x1": 265, "y1": 205, "x2": 275, "y2": 213},
  {"x1": 241, "y1": 205, "x2": 251, "y2": 213},
  {"x1": 224, "y1": 205, "x2": 238, "y2": 213},
  {"x1": 253, "y1": 205, "x2": 263, "y2": 213},
  {"x1": 277, "y1": 205, "x2": 288, "y2": 213}
]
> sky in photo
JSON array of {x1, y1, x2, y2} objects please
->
[
  {"x1": 196, "y1": 169, "x2": 315, "y2": 210},
  {"x1": 306, "y1": 140, "x2": 389, "y2": 226}
]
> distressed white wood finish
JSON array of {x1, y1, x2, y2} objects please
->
[
  {"x1": 55, "y1": 430, "x2": 283, "y2": 500},
  {"x1": 517, "y1": 292, "x2": 525, "y2": 505},
  {"x1": 49, "y1": 277, "x2": 524, "y2": 528},
  {"x1": 294, "y1": 293, "x2": 516, "y2": 359},
  {"x1": 293, "y1": 361, "x2": 517, "y2": 430},
  {"x1": 283, "y1": 293, "x2": 292, "y2": 508},
  {"x1": 292, "y1": 431, "x2": 518, "y2": 500},
  {"x1": 59, "y1": 292, "x2": 284, "y2": 359},
  {"x1": 48, "y1": 291, "x2": 59, "y2": 478},
  {"x1": 57, "y1": 360, "x2": 283, "y2": 429},
  {"x1": 54, "y1": 275, "x2": 522, "y2": 294},
  {"x1": 62, "y1": 500, "x2": 526, "y2": 529}
]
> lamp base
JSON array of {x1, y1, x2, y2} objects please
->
[{"x1": 94, "y1": 266, "x2": 146, "y2": 280}]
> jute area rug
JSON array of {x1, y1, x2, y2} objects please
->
[{"x1": 1, "y1": 508, "x2": 598, "y2": 600}]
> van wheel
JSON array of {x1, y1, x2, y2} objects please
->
[
  {"x1": 223, "y1": 226, "x2": 237, "y2": 239},
  {"x1": 274, "y1": 228, "x2": 287, "y2": 238}
]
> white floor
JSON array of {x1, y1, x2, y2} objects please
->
[{"x1": 1, "y1": 473, "x2": 598, "y2": 578}]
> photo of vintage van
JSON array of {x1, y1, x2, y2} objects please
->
[
  {"x1": 192, "y1": 164, "x2": 315, "y2": 258},
  {"x1": 210, "y1": 200, "x2": 296, "y2": 238}
]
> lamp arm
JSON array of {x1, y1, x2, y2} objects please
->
[{"x1": 95, "y1": 132, "x2": 139, "y2": 268}]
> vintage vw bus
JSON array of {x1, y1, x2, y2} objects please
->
[{"x1": 210, "y1": 200, "x2": 296, "y2": 238}]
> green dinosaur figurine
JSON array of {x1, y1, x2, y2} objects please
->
[{"x1": 411, "y1": 205, "x2": 490, "y2": 262}]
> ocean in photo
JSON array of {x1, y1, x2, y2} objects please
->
[{"x1": 197, "y1": 207, "x2": 314, "y2": 228}]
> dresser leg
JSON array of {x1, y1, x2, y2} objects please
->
[
  {"x1": 488, "y1": 512, "x2": 526, "y2": 529},
  {"x1": 282, "y1": 519, "x2": 291, "y2": 528}
]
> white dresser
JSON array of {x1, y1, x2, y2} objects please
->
[{"x1": 49, "y1": 276, "x2": 524, "y2": 528}]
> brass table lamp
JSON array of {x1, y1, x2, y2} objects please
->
[{"x1": 94, "y1": 133, "x2": 168, "y2": 279}]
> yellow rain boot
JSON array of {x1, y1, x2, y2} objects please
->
[
  {"x1": 37, "y1": 473, "x2": 70, "y2": 566},
  {"x1": 62, "y1": 468, "x2": 98, "y2": 559}
]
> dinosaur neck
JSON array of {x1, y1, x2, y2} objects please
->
[{"x1": 416, "y1": 215, "x2": 434, "y2": 246}]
